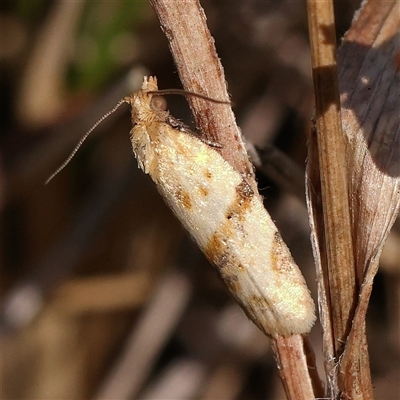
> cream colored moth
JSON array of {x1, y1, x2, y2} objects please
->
[{"x1": 49, "y1": 76, "x2": 315, "y2": 337}]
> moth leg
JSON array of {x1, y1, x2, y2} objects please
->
[
  {"x1": 166, "y1": 115, "x2": 223, "y2": 149},
  {"x1": 199, "y1": 137, "x2": 223, "y2": 149}
]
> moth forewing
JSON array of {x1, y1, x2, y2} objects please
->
[{"x1": 127, "y1": 76, "x2": 316, "y2": 337}]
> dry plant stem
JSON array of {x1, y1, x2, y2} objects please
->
[
  {"x1": 149, "y1": 0, "x2": 256, "y2": 190},
  {"x1": 337, "y1": 1, "x2": 400, "y2": 398},
  {"x1": 306, "y1": 0, "x2": 356, "y2": 355},
  {"x1": 306, "y1": 123, "x2": 336, "y2": 394},
  {"x1": 150, "y1": 1, "x2": 318, "y2": 398},
  {"x1": 308, "y1": 0, "x2": 400, "y2": 398},
  {"x1": 271, "y1": 335, "x2": 321, "y2": 400}
]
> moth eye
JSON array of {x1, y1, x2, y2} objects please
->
[{"x1": 150, "y1": 95, "x2": 168, "y2": 111}]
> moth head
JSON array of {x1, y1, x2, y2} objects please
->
[{"x1": 45, "y1": 76, "x2": 229, "y2": 184}]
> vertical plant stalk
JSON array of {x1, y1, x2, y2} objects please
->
[
  {"x1": 306, "y1": 0, "x2": 357, "y2": 397},
  {"x1": 337, "y1": 1, "x2": 400, "y2": 399},
  {"x1": 307, "y1": 0, "x2": 399, "y2": 398},
  {"x1": 149, "y1": 0, "x2": 257, "y2": 191},
  {"x1": 150, "y1": 1, "x2": 320, "y2": 399},
  {"x1": 306, "y1": 0, "x2": 356, "y2": 356},
  {"x1": 271, "y1": 336, "x2": 324, "y2": 399}
]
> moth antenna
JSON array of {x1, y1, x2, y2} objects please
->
[
  {"x1": 45, "y1": 98, "x2": 127, "y2": 185},
  {"x1": 148, "y1": 89, "x2": 231, "y2": 104}
]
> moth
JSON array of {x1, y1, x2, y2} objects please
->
[{"x1": 49, "y1": 76, "x2": 316, "y2": 337}]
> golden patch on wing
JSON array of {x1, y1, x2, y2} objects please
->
[
  {"x1": 250, "y1": 295, "x2": 269, "y2": 309},
  {"x1": 203, "y1": 181, "x2": 255, "y2": 271},
  {"x1": 221, "y1": 271, "x2": 242, "y2": 293},
  {"x1": 203, "y1": 233, "x2": 243, "y2": 294},
  {"x1": 199, "y1": 186, "x2": 209, "y2": 197},
  {"x1": 203, "y1": 232, "x2": 227, "y2": 265},
  {"x1": 171, "y1": 136, "x2": 188, "y2": 156},
  {"x1": 224, "y1": 180, "x2": 254, "y2": 223},
  {"x1": 174, "y1": 187, "x2": 192, "y2": 210},
  {"x1": 204, "y1": 170, "x2": 213, "y2": 180},
  {"x1": 270, "y1": 232, "x2": 296, "y2": 274}
]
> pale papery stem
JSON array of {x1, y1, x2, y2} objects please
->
[
  {"x1": 307, "y1": 0, "x2": 356, "y2": 357},
  {"x1": 307, "y1": 0, "x2": 400, "y2": 398},
  {"x1": 306, "y1": 0, "x2": 357, "y2": 397},
  {"x1": 338, "y1": 1, "x2": 400, "y2": 398}
]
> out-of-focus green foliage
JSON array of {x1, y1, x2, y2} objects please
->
[
  {"x1": 14, "y1": 0, "x2": 148, "y2": 93},
  {"x1": 70, "y1": 1, "x2": 148, "y2": 91}
]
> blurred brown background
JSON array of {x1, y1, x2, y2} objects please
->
[{"x1": 1, "y1": 0, "x2": 399, "y2": 399}]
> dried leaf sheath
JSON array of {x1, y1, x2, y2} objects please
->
[
  {"x1": 126, "y1": 77, "x2": 316, "y2": 337},
  {"x1": 338, "y1": 1, "x2": 400, "y2": 398},
  {"x1": 307, "y1": 0, "x2": 400, "y2": 398}
]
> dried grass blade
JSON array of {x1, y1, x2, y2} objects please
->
[
  {"x1": 338, "y1": 1, "x2": 400, "y2": 398},
  {"x1": 306, "y1": 0, "x2": 356, "y2": 378}
]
